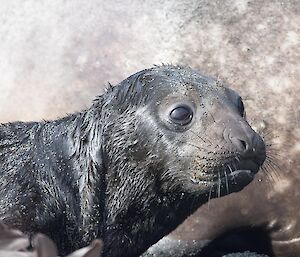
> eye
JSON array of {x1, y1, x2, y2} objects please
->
[
  {"x1": 237, "y1": 97, "x2": 245, "y2": 117},
  {"x1": 169, "y1": 105, "x2": 193, "y2": 125}
]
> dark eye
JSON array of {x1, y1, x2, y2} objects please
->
[
  {"x1": 169, "y1": 105, "x2": 193, "y2": 125},
  {"x1": 237, "y1": 97, "x2": 245, "y2": 117}
]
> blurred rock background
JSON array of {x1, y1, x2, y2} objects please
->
[{"x1": 0, "y1": 0, "x2": 299, "y2": 256}]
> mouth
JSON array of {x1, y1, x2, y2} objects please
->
[{"x1": 190, "y1": 159, "x2": 261, "y2": 194}]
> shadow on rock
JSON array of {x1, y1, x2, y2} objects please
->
[{"x1": 198, "y1": 225, "x2": 274, "y2": 257}]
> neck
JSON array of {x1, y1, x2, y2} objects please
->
[
  {"x1": 102, "y1": 162, "x2": 201, "y2": 257},
  {"x1": 99, "y1": 118, "x2": 203, "y2": 257},
  {"x1": 36, "y1": 103, "x2": 107, "y2": 252},
  {"x1": 66, "y1": 106, "x2": 107, "y2": 247}
]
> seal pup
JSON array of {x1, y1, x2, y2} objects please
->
[{"x1": 0, "y1": 65, "x2": 266, "y2": 257}]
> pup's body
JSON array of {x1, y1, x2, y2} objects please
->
[{"x1": 0, "y1": 65, "x2": 265, "y2": 257}]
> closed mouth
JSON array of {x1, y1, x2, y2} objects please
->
[{"x1": 190, "y1": 159, "x2": 260, "y2": 189}]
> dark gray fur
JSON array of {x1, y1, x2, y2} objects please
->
[{"x1": 0, "y1": 65, "x2": 266, "y2": 257}]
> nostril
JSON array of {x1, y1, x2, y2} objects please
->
[
  {"x1": 240, "y1": 140, "x2": 247, "y2": 151},
  {"x1": 230, "y1": 137, "x2": 250, "y2": 153}
]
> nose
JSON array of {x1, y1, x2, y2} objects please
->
[{"x1": 229, "y1": 126, "x2": 266, "y2": 165}]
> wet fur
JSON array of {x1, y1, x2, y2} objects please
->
[
  {"x1": 0, "y1": 66, "x2": 208, "y2": 257},
  {"x1": 0, "y1": 65, "x2": 265, "y2": 257}
]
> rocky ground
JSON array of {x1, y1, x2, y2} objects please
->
[{"x1": 0, "y1": 222, "x2": 102, "y2": 257}]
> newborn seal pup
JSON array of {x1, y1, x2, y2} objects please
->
[{"x1": 0, "y1": 65, "x2": 266, "y2": 257}]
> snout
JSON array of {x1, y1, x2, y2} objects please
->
[{"x1": 227, "y1": 120, "x2": 266, "y2": 167}]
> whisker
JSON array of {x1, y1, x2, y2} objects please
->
[
  {"x1": 264, "y1": 162, "x2": 280, "y2": 182},
  {"x1": 217, "y1": 171, "x2": 221, "y2": 198},
  {"x1": 190, "y1": 129, "x2": 212, "y2": 145},
  {"x1": 179, "y1": 155, "x2": 207, "y2": 159},
  {"x1": 223, "y1": 167, "x2": 229, "y2": 195},
  {"x1": 266, "y1": 150, "x2": 281, "y2": 157},
  {"x1": 260, "y1": 165, "x2": 276, "y2": 183},
  {"x1": 209, "y1": 112, "x2": 216, "y2": 123},
  {"x1": 183, "y1": 142, "x2": 207, "y2": 151},
  {"x1": 232, "y1": 160, "x2": 239, "y2": 184},
  {"x1": 207, "y1": 183, "x2": 214, "y2": 210},
  {"x1": 227, "y1": 163, "x2": 234, "y2": 174},
  {"x1": 263, "y1": 160, "x2": 281, "y2": 180},
  {"x1": 233, "y1": 160, "x2": 239, "y2": 171},
  {"x1": 266, "y1": 155, "x2": 281, "y2": 164},
  {"x1": 266, "y1": 159, "x2": 281, "y2": 170},
  {"x1": 259, "y1": 127, "x2": 278, "y2": 139},
  {"x1": 261, "y1": 131, "x2": 275, "y2": 139}
]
